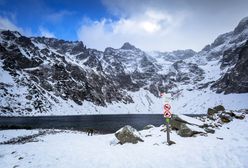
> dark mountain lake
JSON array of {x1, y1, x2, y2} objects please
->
[{"x1": 0, "y1": 114, "x2": 205, "y2": 133}]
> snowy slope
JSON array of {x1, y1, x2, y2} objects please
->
[{"x1": 1, "y1": 117, "x2": 248, "y2": 168}]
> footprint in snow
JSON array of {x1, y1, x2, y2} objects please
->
[{"x1": 232, "y1": 138, "x2": 239, "y2": 141}]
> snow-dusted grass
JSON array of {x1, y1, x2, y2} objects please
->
[
  {"x1": 0, "y1": 130, "x2": 39, "y2": 143},
  {"x1": 0, "y1": 117, "x2": 248, "y2": 168}
]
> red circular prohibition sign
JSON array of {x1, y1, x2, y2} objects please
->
[{"x1": 164, "y1": 103, "x2": 171, "y2": 110}]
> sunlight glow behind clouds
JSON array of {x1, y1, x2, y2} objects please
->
[
  {"x1": 77, "y1": 9, "x2": 187, "y2": 51},
  {"x1": 78, "y1": 0, "x2": 248, "y2": 52},
  {"x1": 140, "y1": 21, "x2": 160, "y2": 33},
  {"x1": 1, "y1": 0, "x2": 247, "y2": 52}
]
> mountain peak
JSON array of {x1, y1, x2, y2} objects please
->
[
  {"x1": 234, "y1": 16, "x2": 248, "y2": 35},
  {"x1": 120, "y1": 42, "x2": 137, "y2": 50}
]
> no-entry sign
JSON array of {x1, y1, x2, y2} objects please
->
[
  {"x1": 164, "y1": 103, "x2": 171, "y2": 110},
  {"x1": 163, "y1": 103, "x2": 172, "y2": 118}
]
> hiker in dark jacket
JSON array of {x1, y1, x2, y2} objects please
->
[{"x1": 87, "y1": 128, "x2": 94, "y2": 136}]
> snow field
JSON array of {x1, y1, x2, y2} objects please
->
[{"x1": 0, "y1": 117, "x2": 248, "y2": 168}]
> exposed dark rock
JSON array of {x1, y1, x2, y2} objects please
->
[
  {"x1": 211, "y1": 41, "x2": 248, "y2": 94},
  {"x1": 120, "y1": 42, "x2": 137, "y2": 50},
  {"x1": 217, "y1": 137, "x2": 224, "y2": 140},
  {"x1": 169, "y1": 60, "x2": 204, "y2": 84},
  {"x1": 170, "y1": 115, "x2": 206, "y2": 137},
  {"x1": 204, "y1": 128, "x2": 215, "y2": 134},
  {"x1": 170, "y1": 115, "x2": 187, "y2": 130},
  {"x1": 177, "y1": 123, "x2": 204, "y2": 137},
  {"x1": 233, "y1": 17, "x2": 248, "y2": 35},
  {"x1": 220, "y1": 112, "x2": 233, "y2": 123},
  {"x1": 213, "y1": 105, "x2": 225, "y2": 112},
  {"x1": 207, "y1": 108, "x2": 218, "y2": 116},
  {"x1": 170, "y1": 114, "x2": 203, "y2": 130},
  {"x1": 233, "y1": 112, "x2": 245, "y2": 119},
  {"x1": 25, "y1": 95, "x2": 32, "y2": 100},
  {"x1": 115, "y1": 125, "x2": 144, "y2": 144}
]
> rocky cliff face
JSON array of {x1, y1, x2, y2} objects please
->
[
  {"x1": 211, "y1": 41, "x2": 248, "y2": 94},
  {"x1": 0, "y1": 17, "x2": 248, "y2": 115}
]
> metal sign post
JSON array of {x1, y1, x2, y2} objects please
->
[
  {"x1": 164, "y1": 103, "x2": 172, "y2": 145},
  {"x1": 161, "y1": 93, "x2": 175, "y2": 145},
  {"x1": 166, "y1": 118, "x2": 170, "y2": 143}
]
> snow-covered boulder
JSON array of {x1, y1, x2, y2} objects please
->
[
  {"x1": 170, "y1": 114, "x2": 204, "y2": 131},
  {"x1": 169, "y1": 115, "x2": 206, "y2": 137},
  {"x1": 213, "y1": 105, "x2": 225, "y2": 112},
  {"x1": 206, "y1": 106, "x2": 246, "y2": 123},
  {"x1": 220, "y1": 112, "x2": 233, "y2": 123},
  {"x1": 207, "y1": 108, "x2": 218, "y2": 116},
  {"x1": 115, "y1": 125, "x2": 144, "y2": 144},
  {"x1": 208, "y1": 105, "x2": 225, "y2": 116},
  {"x1": 178, "y1": 123, "x2": 205, "y2": 137},
  {"x1": 232, "y1": 111, "x2": 245, "y2": 119}
]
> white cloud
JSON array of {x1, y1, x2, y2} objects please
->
[
  {"x1": 0, "y1": 16, "x2": 34, "y2": 36},
  {"x1": 77, "y1": 0, "x2": 248, "y2": 52},
  {"x1": 0, "y1": 16, "x2": 23, "y2": 32},
  {"x1": 77, "y1": 9, "x2": 188, "y2": 51},
  {"x1": 39, "y1": 27, "x2": 56, "y2": 38},
  {"x1": 46, "y1": 10, "x2": 74, "y2": 23}
]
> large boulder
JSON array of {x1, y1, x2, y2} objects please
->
[
  {"x1": 178, "y1": 123, "x2": 194, "y2": 137},
  {"x1": 178, "y1": 123, "x2": 205, "y2": 137},
  {"x1": 170, "y1": 115, "x2": 189, "y2": 130},
  {"x1": 233, "y1": 111, "x2": 245, "y2": 119},
  {"x1": 207, "y1": 108, "x2": 218, "y2": 116},
  {"x1": 213, "y1": 105, "x2": 225, "y2": 112},
  {"x1": 115, "y1": 125, "x2": 144, "y2": 144},
  {"x1": 170, "y1": 115, "x2": 205, "y2": 137},
  {"x1": 170, "y1": 114, "x2": 204, "y2": 130},
  {"x1": 207, "y1": 105, "x2": 226, "y2": 121},
  {"x1": 220, "y1": 112, "x2": 233, "y2": 123}
]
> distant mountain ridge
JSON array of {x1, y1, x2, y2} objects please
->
[{"x1": 0, "y1": 17, "x2": 248, "y2": 116}]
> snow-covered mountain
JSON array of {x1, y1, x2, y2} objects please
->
[
  {"x1": 150, "y1": 49, "x2": 196, "y2": 62},
  {"x1": 1, "y1": 17, "x2": 248, "y2": 116}
]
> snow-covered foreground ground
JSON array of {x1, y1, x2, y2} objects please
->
[{"x1": 1, "y1": 117, "x2": 248, "y2": 168}]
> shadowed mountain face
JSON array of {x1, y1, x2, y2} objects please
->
[
  {"x1": 0, "y1": 17, "x2": 248, "y2": 115},
  {"x1": 211, "y1": 41, "x2": 248, "y2": 94}
]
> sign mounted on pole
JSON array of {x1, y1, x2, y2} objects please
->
[
  {"x1": 163, "y1": 103, "x2": 172, "y2": 118},
  {"x1": 160, "y1": 92, "x2": 175, "y2": 145},
  {"x1": 164, "y1": 103, "x2": 171, "y2": 111},
  {"x1": 164, "y1": 111, "x2": 172, "y2": 118}
]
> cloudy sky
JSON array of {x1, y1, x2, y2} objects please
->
[{"x1": 0, "y1": 0, "x2": 247, "y2": 51}]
